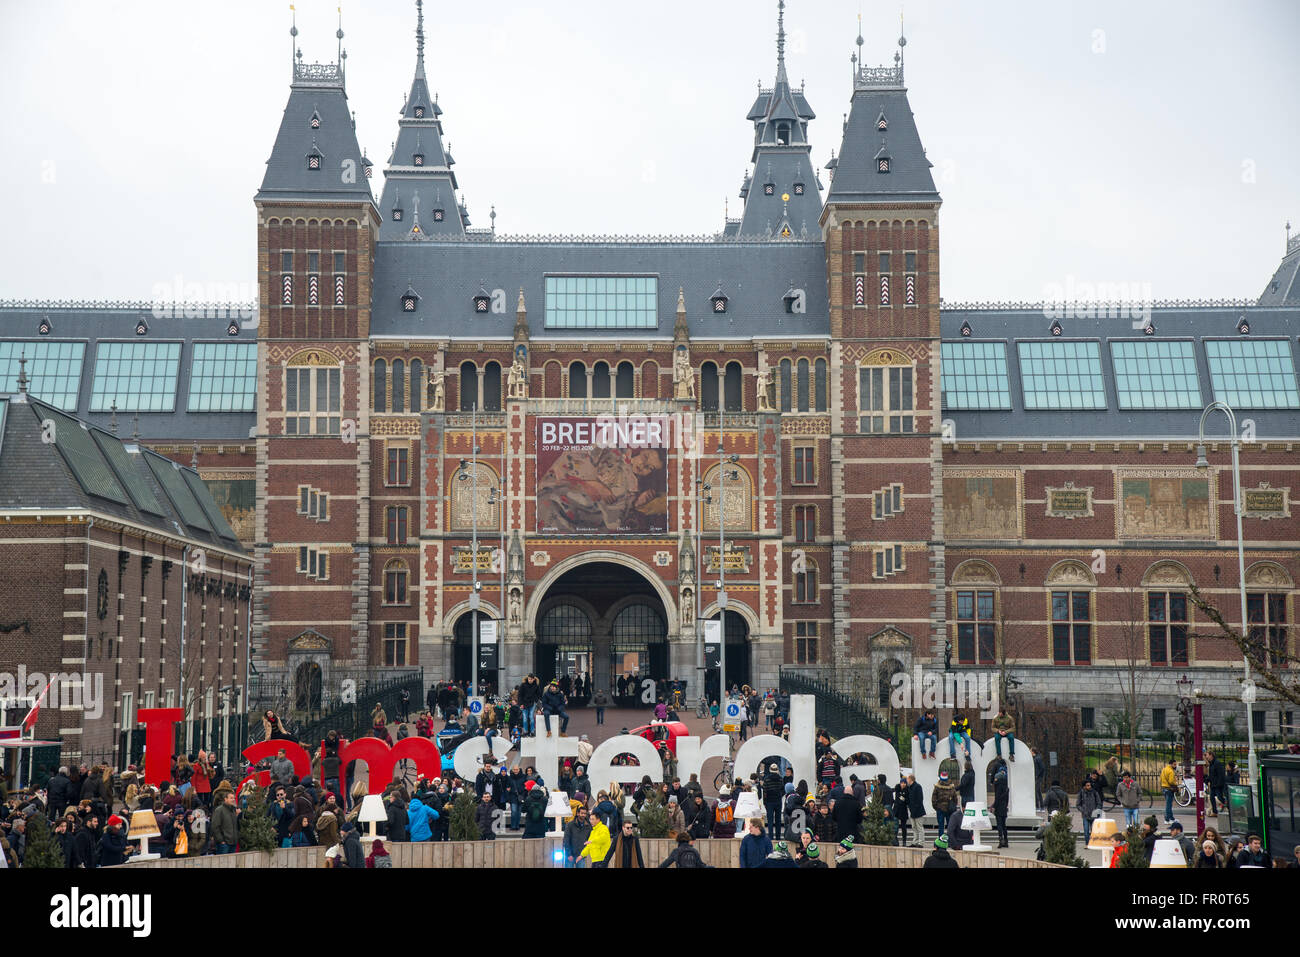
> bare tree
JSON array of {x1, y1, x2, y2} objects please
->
[
  {"x1": 1187, "y1": 583, "x2": 1300, "y2": 711},
  {"x1": 1112, "y1": 584, "x2": 1163, "y2": 765}
]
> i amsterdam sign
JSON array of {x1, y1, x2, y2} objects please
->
[{"x1": 130, "y1": 696, "x2": 1037, "y2": 818}]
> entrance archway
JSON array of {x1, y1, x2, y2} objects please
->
[
  {"x1": 706, "y1": 610, "x2": 751, "y2": 698},
  {"x1": 532, "y1": 560, "x2": 672, "y2": 700}
]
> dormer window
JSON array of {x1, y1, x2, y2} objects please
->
[
  {"x1": 876, "y1": 111, "x2": 888, "y2": 131},
  {"x1": 1237, "y1": 315, "x2": 1251, "y2": 335},
  {"x1": 307, "y1": 146, "x2": 322, "y2": 171},
  {"x1": 392, "y1": 207, "x2": 403, "y2": 221},
  {"x1": 1142, "y1": 322, "x2": 1156, "y2": 337},
  {"x1": 310, "y1": 110, "x2": 321, "y2": 129},
  {"x1": 413, "y1": 153, "x2": 425, "y2": 166},
  {"x1": 1050, "y1": 319, "x2": 1064, "y2": 337},
  {"x1": 877, "y1": 157, "x2": 890, "y2": 173},
  {"x1": 414, "y1": 105, "x2": 425, "y2": 118},
  {"x1": 135, "y1": 319, "x2": 149, "y2": 336},
  {"x1": 402, "y1": 285, "x2": 420, "y2": 312},
  {"x1": 227, "y1": 320, "x2": 241, "y2": 337},
  {"x1": 960, "y1": 320, "x2": 973, "y2": 338},
  {"x1": 776, "y1": 122, "x2": 791, "y2": 145},
  {"x1": 711, "y1": 285, "x2": 729, "y2": 314},
  {"x1": 764, "y1": 183, "x2": 776, "y2": 196},
  {"x1": 37, "y1": 317, "x2": 52, "y2": 336},
  {"x1": 793, "y1": 182, "x2": 805, "y2": 196},
  {"x1": 474, "y1": 285, "x2": 491, "y2": 313},
  {"x1": 433, "y1": 208, "x2": 445, "y2": 223}
]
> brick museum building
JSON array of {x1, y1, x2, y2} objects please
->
[{"x1": 2, "y1": 2, "x2": 1297, "y2": 737}]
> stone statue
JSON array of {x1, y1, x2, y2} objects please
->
[
  {"x1": 428, "y1": 370, "x2": 445, "y2": 412},
  {"x1": 508, "y1": 355, "x2": 528, "y2": 399},
  {"x1": 673, "y1": 349, "x2": 694, "y2": 400},
  {"x1": 757, "y1": 366, "x2": 775, "y2": 412}
]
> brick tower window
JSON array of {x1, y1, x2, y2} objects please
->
[
  {"x1": 1051, "y1": 590, "x2": 1092, "y2": 665},
  {"x1": 955, "y1": 589, "x2": 996, "y2": 665}
]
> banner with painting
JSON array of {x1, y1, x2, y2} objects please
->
[{"x1": 535, "y1": 416, "x2": 669, "y2": 534}]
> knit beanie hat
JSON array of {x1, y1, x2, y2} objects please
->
[
  {"x1": 807, "y1": 843, "x2": 820, "y2": 858},
  {"x1": 934, "y1": 834, "x2": 949, "y2": 850}
]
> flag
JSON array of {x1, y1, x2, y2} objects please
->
[{"x1": 21, "y1": 677, "x2": 53, "y2": 735}]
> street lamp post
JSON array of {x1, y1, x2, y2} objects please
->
[
  {"x1": 717, "y1": 445, "x2": 738, "y2": 699},
  {"x1": 459, "y1": 407, "x2": 483, "y2": 697},
  {"x1": 695, "y1": 477, "x2": 711, "y2": 709},
  {"x1": 1195, "y1": 400, "x2": 1257, "y2": 807}
]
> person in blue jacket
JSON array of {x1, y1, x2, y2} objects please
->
[
  {"x1": 406, "y1": 795, "x2": 440, "y2": 842},
  {"x1": 739, "y1": 818, "x2": 772, "y2": 868}
]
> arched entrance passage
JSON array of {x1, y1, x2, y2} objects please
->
[{"x1": 532, "y1": 560, "x2": 672, "y2": 699}]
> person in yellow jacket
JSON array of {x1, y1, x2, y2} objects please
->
[
  {"x1": 1160, "y1": 759, "x2": 1179, "y2": 826},
  {"x1": 578, "y1": 817, "x2": 612, "y2": 868}
]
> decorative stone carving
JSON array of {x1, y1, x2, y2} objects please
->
[
  {"x1": 951, "y1": 559, "x2": 1001, "y2": 586},
  {"x1": 530, "y1": 550, "x2": 551, "y2": 568},
  {"x1": 1245, "y1": 561, "x2": 1293, "y2": 588},
  {"x1": 757, "y1": 367, "x2": 776, "y2": 412},
  {"x1": 507, "y1": 355, "x2": 528, "y2": 399},
  {"x1": 1044, "y1": 560, "x2": 1096, "y2": 587},
  {"x1": 1044, "y1": 482, "x2": 1094, "y2": 519},
  {"x1": 869, "y1": 626, "x2": 912, "y2": 650},
  {"x1": 654, "y1": 550, "x2": 673, "y2": 567},
  {"x1": 289, "y1": 630, "x2": 331, "y2": 651},
  {"x1": 679, "y1": 536, "x2": 696, "y2": 586},
  {"x1": 1117, "y1": 469, "x2": 1212, "y2": 540},
  {"x1": 673, "y1": 348, "x2": 695, "y2": 400},
  {"x1": 428, "y1": 369, "x2": 445, "y2": 412},
  {"x1": 1142, "y1": 560, "x2": 1194, "y2": 588},
  {"x1": 1243, "y1": 483, "x2": 1290, "y2": 520}
]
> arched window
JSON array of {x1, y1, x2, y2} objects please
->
[
  {"x1": 538, "y1": 604, "x2": 593, "y2": 642},
  {"x1": 569, "y1": 362, "x2": 587, "y2": 398},
  {"x1": 409, "y1": 359, "x2": 422, "y2": 413},
  {"x1": 780, "y1": 359, "x2": 792, "y2": 413},
  {"x1": 794, "y1": 559, "x2": 818, "y2": 604},
  {"x1": 797, "y1": 358, "x2": 810, "y2": 412},
  {"x1": 373, "y1": 358, "x2": 387, "y2": 413},
  {"x1": 592, "y1": 361, "x2": 611, "y2": 399},
  {"x1": 384, "y1": 559, "x2": 409, "y2": 605},
  {"x1": 391, "y1": 359, "x2": 405, "y2": 413},
  {"x1": 616, "y1": 361, "x2": 635, "y2": 399},
  {"x1": 724, "y1": 362, "x2": 743, "y2": 412},
  {"x1": 612, "y1": 603, "x2": 667, "y2": 642},
  {"x1": 459, "y1": 361, "x2": 479, "y2": 411},
  {"x1": 483, "y1": 362, "x2": 502, "y2": 412},
  {"x1": 641, "y1": 360, "x2": 659, "y2": 400},
  {"x1": 814, "y1": 358, "x2": 828, "y2": 412},
  {"x1": 700, "y1": 361, "x2": 719, "y2": 412}
]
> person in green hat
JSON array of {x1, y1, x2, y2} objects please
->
[
  {"x1": 835, "y1": 835, "x2": 858, "y2": 869},
  {"x1": 923, "y1": 833, "x2": 960, "y2": 869},
  {"x1": 797, "y1": 841, "x2": 828, "y2": 868},
  {"x1": 760, "y1": 839, "x2": 798, "y2": 869}
]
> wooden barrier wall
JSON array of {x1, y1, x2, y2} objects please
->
[{"x1": 124, "y1": 839, "x2": 1063, "y2": 869}]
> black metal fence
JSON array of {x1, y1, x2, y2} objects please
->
[
  {"x1": 249, "y1": 668, "x2": 426, "y2": 750},
  {"x1": 778, "y1": 670, "x2": 898, "y2": 745}
]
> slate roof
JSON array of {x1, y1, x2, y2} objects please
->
[
  {"x1": 0, "y1": 305, "x2": 258, "y2": 442},
  {"x1": 369, "y1": 239, "x2": 831, "y2": 339},
  {"x1": 825, "y1": 81, "x2": 939, "y2": 206},
  {"x1": 1258, "y1": 238, "x2": 1300, "y2": 306},
  {"x1": 255, "y1": 65, "x2": 375, "y2": 207},
  {"x1": 0, "y1": 394, "x2": 245, "y2": 553},
  {"x1": 939, "y1": 303, "x2": 1300, "y2": 440},
  {"x1": 376, "y1": 2, "x2": 467, "y2": 241}
]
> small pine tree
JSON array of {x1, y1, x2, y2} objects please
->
[
  {"x1": 1116, "y1": 824, "x2": 1150, "y2": 868},
  {"x1": 859, "y1": 790, "x2": 895, "y2": 846},
  {"x1": 448, "y1": 790, "x2": 480, "y2": 841},
  {"x1": 636, "y1": 792, "x2": 669, "y2": 839},
  {"x1": 238, "y1": 785, "x2": 278, "y2": 853},
  {"x1": 22, "y1": 814, "x2": 66, "y2": 868},
  {"x1": 1043, "y1": 810, "x2": 1087, "y2": 867}
]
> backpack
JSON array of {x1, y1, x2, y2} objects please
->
[{"x1": 715, "y1": 802, "x2": 734, "y2": 825}]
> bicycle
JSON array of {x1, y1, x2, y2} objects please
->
[{"x1": 712, "y1": 754, "x2": 735, "y2": 793}]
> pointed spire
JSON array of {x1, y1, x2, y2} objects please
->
[
  {"x1": 415, "y1": 0, "x2": 426, "y2": 80},
  {"x1": 517, "y1": 288, "x2": 527, "y2": 313},
  {"x1": 337, "y1": 6, "x2": 345, "y2": 65},
  {"x1": 775, "y1": 0, "x2": 788, "y2": 85},
  {"x1": 131, "y1": 413, "x2": 141, "y2": 444},
  {"x1": 16, "y1": 349, "x2": 29, "y2": 395},
  {"x1": 289, "y1": 5, "x2": 299, "y2": 79}
]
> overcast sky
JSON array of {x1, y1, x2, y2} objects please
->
[{"x1": 2, "y1": 0, "x2": 1296, "y2": 305}]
